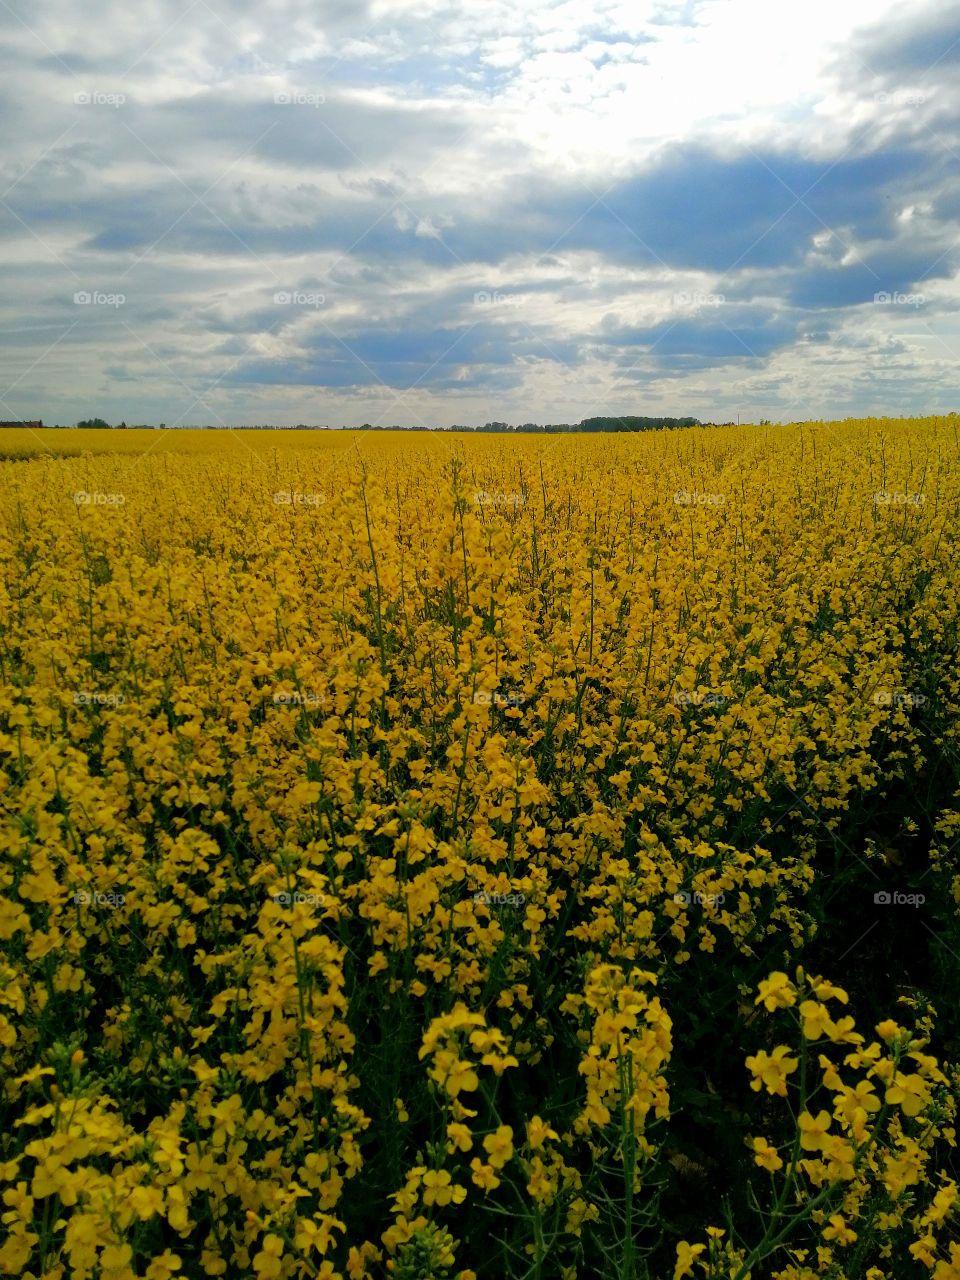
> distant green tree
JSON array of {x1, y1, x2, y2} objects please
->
[{"x1": 76, "y1": 418, "x2": 110, "y2": 428}]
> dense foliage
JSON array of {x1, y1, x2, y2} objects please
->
[{"x1": 1, "y1": 421, "x2": 959, "y2": 1279}]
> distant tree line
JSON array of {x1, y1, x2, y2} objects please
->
[
  {"x1": 579, "y1": 415, "x2": 700, "y2": 431},
  {"x1": 358, "y1": 416, "x2": 704, "y2": 433},
  {"x1": 71, "y1": 416, "x2": 714, "y2": 432}
]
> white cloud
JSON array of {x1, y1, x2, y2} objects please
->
[{"x1": 0, "y1": 0, "x2": 956, "y2": 422}]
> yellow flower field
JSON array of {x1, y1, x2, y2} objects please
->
[{"x1": 1, "y1": 420, "x2": 959, "y2": 1279}]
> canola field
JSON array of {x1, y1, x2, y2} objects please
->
[{"x1": 1, "y1": 420, "x2": 959, "y2": 1280}]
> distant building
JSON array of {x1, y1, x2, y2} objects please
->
[{"x1": 0, "y1": 419, "x2": 43, "y2": 428}]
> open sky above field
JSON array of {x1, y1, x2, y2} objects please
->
[{"x1": 1, "y1": 0, "x2": 959, "y2": 426}]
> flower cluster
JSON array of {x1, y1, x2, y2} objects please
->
[{"x1": 1, "y1": 420, "x2": 959, "y2": 1277}]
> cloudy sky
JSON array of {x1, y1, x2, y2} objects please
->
[{"x1": 1, "y1": 0, "x2": 958, "y2": 427}]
